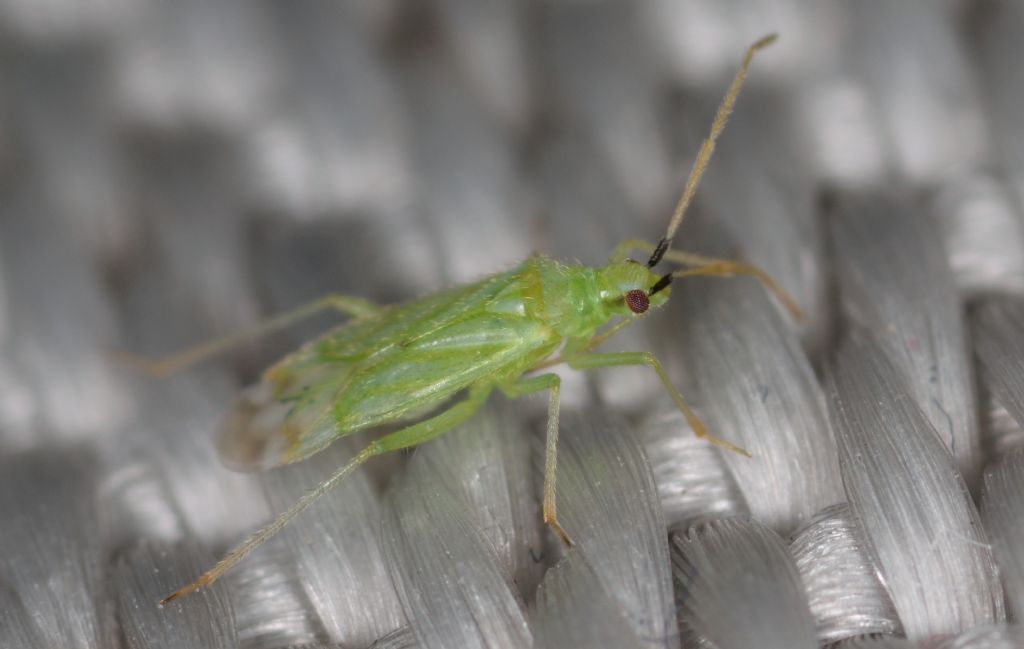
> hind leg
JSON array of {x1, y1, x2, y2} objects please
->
[
  {"x1": 161, "y1": 384, "x2": 492, "y2": 603},
  {"x1": 116, "y1": 293, "x2": 382, "y2": 377}
]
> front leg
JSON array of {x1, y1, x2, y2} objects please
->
[
  {"x1": 566, "y1": 350, "x2": 751, "y2": 457},
  {"x1": 609, "y1": 238, "x2": 654, "y2": 263},
  {"x1": 500, "y1": 373, "x2": 572, "y2": 548}
]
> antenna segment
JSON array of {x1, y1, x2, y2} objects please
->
[{"x1": 647, "y1": 33, "x2": 778, "y2": 268}]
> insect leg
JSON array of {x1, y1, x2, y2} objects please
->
[
  {"x1": 608, "y1": 238, "x2": 648, "y2": 262},
  {"x1": 576, "y1": 318, "x2": 634, "y2": 354},
  {"x1": 530, "y1": 322, "x2": 635, "y2": 372},
  {"x1": 371, "y1": 384, "x2": 492, "y2": 453},
  {"x1": 115, "y1": 294, "x2": 383, "y2": 377},
  {"x1": 565, "y1": 351, "x2": 751, "y2": 457},
  {"x1": 499, "y1": 373, "x2": 572, "y2": 548},
  {"x1": 161, "y1": 384, "x2": 492, "y2": 604}
]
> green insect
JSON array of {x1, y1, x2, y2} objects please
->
[{"x1": 141, "y1": 33, "x2": 796, "y2": 604}]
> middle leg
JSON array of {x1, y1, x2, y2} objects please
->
[
  {"x1": 566, "y1": 350, "x2": 751, "y2": 457},
  {"x1": 117, "y1": 293, "x2": 384, "y2": 377},
  {"x1": 499, "y1": 373, "x2": 572, "y2": 548}
]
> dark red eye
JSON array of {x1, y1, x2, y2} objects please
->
[{"x1": 625, "y1": 289, "x2": 649, "y2": 314}]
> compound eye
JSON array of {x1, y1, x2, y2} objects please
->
[{"x1": 625, "y1": 289, "x2": 649, "y2": 314}]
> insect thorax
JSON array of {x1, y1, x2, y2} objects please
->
[{"x1": 523, "y1": 257, "x2": 661, "y2": 339}]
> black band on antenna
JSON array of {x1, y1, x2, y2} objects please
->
[
  {"x1": 649, "y1": 273, "x2": 673, "y2": 296},
  {"x1": 647, "y1": 238, "x2": 669, "y2": 268}
]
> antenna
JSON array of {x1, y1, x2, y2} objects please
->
[{"x1": 647, "y1": 33, "x2": 778, "y2": 268}]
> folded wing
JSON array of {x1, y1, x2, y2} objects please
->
[{"x1": 217, "y1": 269, "x2": 557, "y2": 471}]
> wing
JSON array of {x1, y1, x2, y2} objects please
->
[
  {"x1": 331, "y1": 312, "x2": 559, "y2": 432},
  {"x1": 313, "y1": 267, "x2": 524, "y2": 362},
  {"x1": 217, "y1": 267, "x2": 547, "y2": 470},
  {"x1": 216, "y1": 355, "x2": 356, "y2": 470}
]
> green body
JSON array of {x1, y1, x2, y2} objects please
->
[
  {"x1": 157, "y1": 34, "x2": 786, "y2": 603},
  {"x1": 218, "y1": 254, "x2": 669, "y2": 470}
]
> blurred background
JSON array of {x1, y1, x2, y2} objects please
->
[{"x1": 2, "y1": 1, "x2": 1024, "y2": 647}]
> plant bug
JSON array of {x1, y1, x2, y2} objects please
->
[{"x1": 133, "y1": 33, "x2": 797, "y2": 604}]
